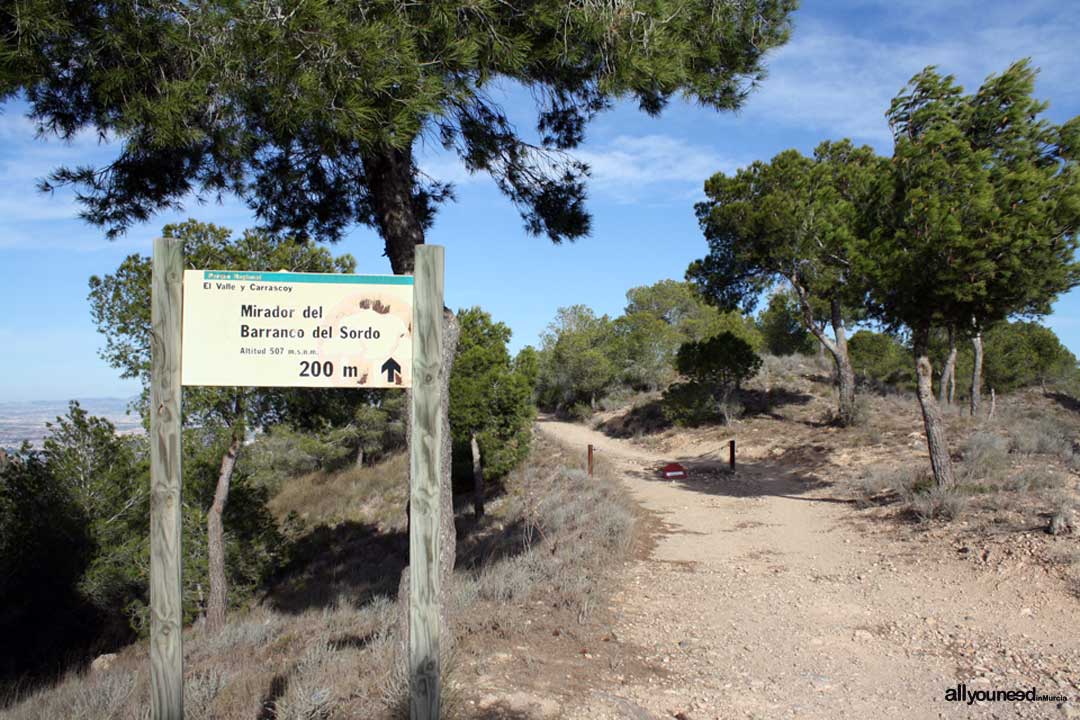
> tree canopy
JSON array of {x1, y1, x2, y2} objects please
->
[
  {"x1": 758, "y1": 291, "x2": 816, "y2": 356},
  {"x1": 688, "y1": 140, "x2": 881, "y2": 318},
  {"x1": 536, "y1": 305, "x2": 618, "y2": 413},
  {"x1": 3, "y1": 0, "x2": 796, "y2": 270},
  {"x1": 866, "y1": 60, "x2": 1080, "y2": 336},
  {"x1": 983, "y1": 321, "x2": 1078, "y2": 393},
  {"x1": 688, "y1": 139, "x2": 884, "y2": 425}
]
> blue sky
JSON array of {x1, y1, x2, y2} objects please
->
[{"x1": 3, "y1": 0, "x2": 1080, "y2": 402}]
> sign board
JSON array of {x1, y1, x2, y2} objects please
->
[
  {"x1": 661, "y1": 462, "x2": 688, "y2": 479},
  {"x1": 181, "y1": 270, "x2": 413, "y2": 388}
]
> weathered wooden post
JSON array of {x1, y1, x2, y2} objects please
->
[
  {"x1": 587, "y1": 444, "x2": 594, "y2": 477},
  {"x1": 409, "y1": 245, "x2": 444, "y2": 720},
  {"x1": 728, "y1": 439, "x2": 736, "y2": 470},
  {"x1": 150, "y1": 237, "x2": 184, "y2": 720}
]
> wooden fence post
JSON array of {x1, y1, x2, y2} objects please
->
[
  {"x1": 150, "y1": 237, "x2": 184, "y2": 720},
  {"x1": 587, "y1": 444, "x2": 594, "y2": 477},
  {"x1": 728, "y1": 439, "x2": 736, "y2": 470},
  {"x1": 409, "y1": 245, "x2": 444, "y2": 720}
]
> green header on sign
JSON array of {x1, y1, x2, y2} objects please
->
[{"x1": 202, "y1": 271, "x2": 413, "y2": 285}]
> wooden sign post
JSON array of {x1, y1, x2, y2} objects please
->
[
  {"x1": 150, "y1": 237, "x2": 184, "y2": 720},
  {"x1": 148, "y1": 239, "x2": 443, "y2": 719},
  {"x1": 409, "y1": 245, "x2": 444, "y2": 719}
]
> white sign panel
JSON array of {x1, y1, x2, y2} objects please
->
[{"x1": 181, "y1": 270, "x2": 413, "y2": 388}]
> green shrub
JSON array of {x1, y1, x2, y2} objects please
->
[
  {"x1": 245, "y1": 426, "x2": 350, "y2": 495},
  {"x1": 849, "y1": 330, "x2": 913, "y2": 389},
  {"x1": 564, "y1": 402, "x2": 594, "y2": 422},
  {"x1": 663, "y1": 331, "x2": 761, "y2": 425},
  {"x1": 662, "y1": 381, "x2": 719, "y2": 426}
]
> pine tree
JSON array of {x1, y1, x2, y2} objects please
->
[
  {"x1": 448, "y1": 307, "x2": 534, "y2": 518},
  {"x1": 688, "y1": 140, "x2": 885, "y2": 426},
  {"x1": 867, "y1": 61, "x2": 1080, "y2": 487}
]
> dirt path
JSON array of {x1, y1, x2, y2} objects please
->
[{"x1": 536, "y1": 418, "x2": 1080, "y2": 720}]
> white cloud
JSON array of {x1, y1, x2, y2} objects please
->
[
  {"x1": 418, "y1": 134, "x2": 738, "y2": 205},
  {"x1": 572, "y1": 135, "x2": 737, "y2": 202},
  {"x1": 742, "y1": 3, "x2": 1080, "y2": 150},
  {"x1": 0, "y1": 109, "x2": 119, "y2": 230},
  {"x1": 0, "y1": 109, "x2": 259, "y2": 251}
]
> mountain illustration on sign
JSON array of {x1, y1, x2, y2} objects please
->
[{"x1": 381, "y1": 357, "x2": 402, "y2": 384}]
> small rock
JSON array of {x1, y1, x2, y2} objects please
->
[
  {"x1": 90, "y1": 653, "x2": 117, "y2": 673},
  {"x1": 853, "y1": 629, "x2": 874, "y2": 642}
]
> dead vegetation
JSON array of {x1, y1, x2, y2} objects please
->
[
  {"x1": 853, "y1": 392, "x2": 1079, "y2": 529},
  {"x1": 2, "y1": 433, "x2": 635, "y2": 719},
  {"x1": 269, "y1": 451, "x2": 410, "y2": 533}
]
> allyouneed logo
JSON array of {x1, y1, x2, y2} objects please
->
[{"x1": 945, "y1": 683, "x2": 1069, "y2": 706}]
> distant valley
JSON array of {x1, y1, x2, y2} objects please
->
[{"x1": 0, "y1": 397, "x2": 143, "y2": 448}]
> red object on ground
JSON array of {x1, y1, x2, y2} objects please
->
[{"x1": 660, "y1": 462, "x2": 687, "y2": 479}]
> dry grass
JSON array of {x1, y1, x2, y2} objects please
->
[
  {"x1": 957, "y1": 430, "x2": 1011, "y2": 485},
  {"x1": 2, "y1": 432, "x2": 634, "y2": 720},
  {"x1": 1, "y1": 600, "x2": 404, "y2": 720},
  {"x1": 855, "y1": 464, "x2": 969, "y2": 521},
  {"x1": 269, "y1": 452, "x2": 409, "y2": 532},
  {"x1": 906, "y1": 484, "x2": 969, "y2": 522},
  {"x1": 845, "y1": 387, "x2": 1080, "y2": 537}
]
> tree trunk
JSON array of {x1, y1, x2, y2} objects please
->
[
  {"x1": 356, "y1": 445, "x2": 364, "y2": 468},
  {"x1": 791, "y1": 283, "x2": 857, "y2": 426},
  {"x1": 948, "y1": 361, "x2": 956, "y2": 405},
  {"x1": 970, "y1": 330, "x2": 984, "y2": 417},
  {"x1": 913, "y1": 328, "x2": 956, "y2": 488},
  {"x1": 363, "y1": 146, "x2": 426, "y2": 275},
  {"x1": 829, "y1": 299, "x2": 857, "y2": 426},
  {"x1": 206, "y1": 432, "x2": 241, "y2": 633},
  {"x1": 368, "y1": 143, "x2": 460, "y2": 663},
  {"x1": 470, "y1": 433, "x2": 484, "y2": 519},
  {"x1": 938, "y1": 326, "x2": 957, "y2": 405}
]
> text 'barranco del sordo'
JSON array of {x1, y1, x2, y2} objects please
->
[{"x1": 181, "y1": 270, "x2": 414, "y2": 389}]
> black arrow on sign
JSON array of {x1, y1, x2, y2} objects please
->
[{"x1": 381, "y1": 357, "x2": 401, "y2": 383}]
